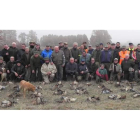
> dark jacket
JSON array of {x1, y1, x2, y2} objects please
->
[
  {"x1": 0, "y1": 51, "x2": 1, "y2": 56},
  {"x1": 9, "y1": 46, "x2": 18, "y2": 61},
  {"x1": 78, "y1": 63, "x2": 89, "y2": 74},
  {"x1": 30, "y1": 55, "x2": 44, "y2": 70},
  {"x1": 113, "y1": 47, "x2": 121, "y2": 61},
  {"x1": 71, "y1": 48, "x2": 80, "y2": 62},
  {"x1": 100, "y1": 50, "x2": 112, "y2": 63},
  {"x1": 88, "y1": 49, "x2": 94, "y2": 55},
  {"x1": 21, "y1": 53, "x2": 31, "y2": 66},
  {"x1": 65, "y1": 62, "x2": 77, "y2": 73},
  {"x1": 17, "y1": 49, "x2": 25, "y2": 61},
  {"x1": 121, "y1": 59, "x2": 135, "y2": 72},
  {"x1": 92, "y1": 49, "x2": 101, "y2": 62},
  {"x1": 11, "y1": 64, "x2": 25, "y2": 76},
  {"x1": 31, "y1": 47, "x2": 42, "y2": 56},
  {"x1": 0, "y1": 61, "x2": 6, "y2": 72},
  {"x1": 61, "y1": 47, "x2": 71, "y2": 63},
  {"x1": 6, "y1": 61, "x2": 15, "y2": 72},
  {"x1": 88, "y1": 62, "x2": 98, "y2": 75},
  {"x1": 1, "y1": 48, "x2": 10, "y2": 63}
]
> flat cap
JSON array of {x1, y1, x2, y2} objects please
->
[
  {"x1": 64, "y1": 42, "x2": 68, "y2": 45},
  {"x1": 111, "y1": 43, "x2": 115, "y2": 46},
  {"x1": 122, "y1": 46, "x2": 126, "y2": 49},
  {"x1": 114, "y1": 58, "x2": 118, "y2": 61},
  {"x1": 34, "y1": 51, "x2": 39, "y2": 54},
  {"x1": 44, "y1": 57, "x2": 49, "y2": 61},
  {"x1": 129, "y1": 43, "x2": 133, "y2": 46},
  {"x1": 81, "y1": 59, "x2": 85, "y2": 62},
  {"x1": 100, "y1": 43, "x2": 103, "y2": 45}
]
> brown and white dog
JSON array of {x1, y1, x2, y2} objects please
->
[
  {"x1": 19, "y1": 80, "x2": 36, "y2": 98},
  {"x1": 1, "y1": 68, "x2": 7, "y2": 82}
]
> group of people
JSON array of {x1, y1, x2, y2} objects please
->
[{"x1": 0, "y1": 41, "x2": 140, "y2": 84}]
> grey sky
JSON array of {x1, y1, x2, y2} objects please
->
[{"x1": 17, "y1": 30, "x2": 140, "y2": 45}]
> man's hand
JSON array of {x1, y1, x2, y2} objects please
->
[
  {"x1": 15, "y1": 72, "x2": 18, "y2": 77},
  {"x1": 18, "y1": 75, "x2": 22, "y2": 78},
  {"x1": 32, "y1": 70, "x2": 35, "y2": 73},
  {"x1": 7, "y1": 70, "x2": 10, "y2": 73},
  {"x1": 81, "y1": 71, "x2": 84, "y2": 74}
]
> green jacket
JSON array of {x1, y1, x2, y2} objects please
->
[
  {"x1": 92, "y1": 49, "x2": 101, "y2": 63},
  {"x1": 109, "y1": 63, "x2": 122, "y2": 73}
]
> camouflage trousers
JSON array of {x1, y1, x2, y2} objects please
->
[
  {"x1": 43, "y1": 74, "x2": 55, "y2": 83},
  {"x1": 110, "y1": 72, "x2": 122, "y2": 82}
]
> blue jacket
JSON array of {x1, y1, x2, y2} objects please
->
[
  {"x1": 41, "y1": 49, "x2": 53, "y2": 60},
  {"x1": 100, "y1": 50, "x2": 112, "y2": 63}
]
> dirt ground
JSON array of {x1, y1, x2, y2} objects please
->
[{"x1": 0, "y1": 80, "x2": 140, "y2": 110}]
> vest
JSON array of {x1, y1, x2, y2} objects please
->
[
  {"x1": 119, "y1": 50, "x2": 130, "y2": 64},
  {"x1": 101, "y1": 51, "x2": 112, "y2": 63}
]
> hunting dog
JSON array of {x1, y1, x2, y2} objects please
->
[
  {"x1": 19, "y1": 80, "x2": 36, "y2": 98},
  {"x1": 1, "y1": 68, "x2": 7, "y2": 82}
]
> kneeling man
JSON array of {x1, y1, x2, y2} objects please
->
[{"x1": 41, "y1": 57, "x2": 57, "y2": 84}]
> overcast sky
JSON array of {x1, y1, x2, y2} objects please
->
[{"x1": 17, "y1": 30, "x2": 140, "y2": 45}]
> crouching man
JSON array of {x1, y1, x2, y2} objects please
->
[
  {"x1": 65, "y1": 57, "x2": 78, "y2": 80},
  {"x1": 96, "y1": 64, "x2": 109, "y2": 83},
  {"x1": 0, "y1": 56, "x2": 6, "y2": 80},
  {"x1": 78, "y1": 59, "x2": 89, "y2": 81},
  {"x1": 109, "y1": 58, "x2": 122, "y2": 82},
  {"x1": 10, "y1": 60, "x2": 25, "y2": 82},
  {"x1": 41, "y1": 57, "x2": 57, "y2": 84}
]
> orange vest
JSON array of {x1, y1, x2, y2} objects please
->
[{"x1": 119, "y1": 50, "x2": 130, "y2": 64}]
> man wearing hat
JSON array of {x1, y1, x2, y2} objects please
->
[
  {"x1": 100, "y1": 43, "x2": 104, "y2": 50},
  {"x1": 127, "y1": 43, "x2": 135, "y2": 61},
  {"x1": 59, "y1": 41, "x2": 64, "y2": 50},
  {"x1": 87, "y1": 45, "x2": 94, "y2": 55},
  {"x1": 91, "y1": 44, "x2": 101, "y2": 67},
  {"x1": 79, "y1": 51, "x2": 91, "y2": 65},
  {"x1": 30, "y1": 51, "x2": 44, "y2": 82},
  {"x1": 17, "y1": 43, "x2": 26, "y2": 61},
  {"x1": 61, "y1": 42, "x2": 71, "y2": 80},
  {"x1": 31, "y1": 43, "x2": 42, "y2": 56},
  {"x1": 10, "y1": 60, "x2": 25, "y2": 82},
  {"x1": 107, "y1": 42, "x2": 111, "y2": 51},
  {"x1": 113, "y1": 42, "x2": 121, "y2": 61},
  {"x1": 29, "y1": 41, "x2": 36, "y2": 56},
  {"x1": 41, "y1": 57, "x2": 57, "y2": 84},
  {"x1": 41, "y1": 45, "x2": 53, "y2": 60},
  {"x1": 119, "y1": 46, "x2": 130, "y2": 64},
  {"x1": 78, "y1": 59, "x2": 89, "y2": 81},
  {"x1": 0, "y1": 56, "x2": 6, "y2": 79},
  {"x1": 110, "y1": 43, "x2": 116, "y2": 61},
  {"x1": 100, "y1": 46, "x2": 113, "y2": 75},
  {"x1": 109, "y1": 58, "x2": 122, "y2": 82}
]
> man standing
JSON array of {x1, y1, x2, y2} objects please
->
[
  {"x1": 17, "y1": 43, "x2": 26, "y2": 61},
  {"x1": 71, "y1": 42, "x2": 80, "y2": 63},
  {"x1": 79, "y1": 51, "x2": 91, "y2": 65},
  {"x1": 59, "y1": 41, "x2": 64, "y2": 50},
  {"x1": 41, "y1": 45, "x2": 53, "y2": 60},
  {"x1": 51, "y1": 46, "x2": 65, "y2": 82},
  {"x1": 121, "y1": 54, "x2": 135, "y2": 81},
  {"x1": 87, "y1": 45, "x2": 94, "y2": 55},
  {"x1": 1, "y1": 44, "x2": 10, "y2": 63},
  {"x1": 31, "y1": 43, "x2": 42, "y2": 56},
  {"x1": 29, "y1": 41, "x2": 36, "y2": 53},
  {"x1": 0, "y1": 56, "x2": 6, "y2": 80},
  {"x1": 119, "y1": 46, "x2": 130, "y2": 64},
  {"x1": 91, "y1": 44, "x2": 101, "y2": 67},
  {"x1": 30, "y1": 51, "x2": 44, "y2": 82},
  {"x1": 9, "y1": 42, "x2": 19, "y2": 61},
  {"x1": 88, "y1": 58, "x2": 98, "y2": 80},
  {"x1": 65, "y1": 58, "x2": 78, "y2": 80},
  {"x1": 110, "y1": 43, "x2": 116, "y2": 61},
  {"x1": 10, "y1": 60, "x2": 25, "y2": 82},
  {"x1": 61, "y1": 42, "x2": 71, "y2": 80},
  {"x1": 6, "y1": 56, "x2": 15, "y2": 81},
  {"x1": 41, "y1": 57, "x2": 57, "y2": 84},
  {"x1": 107, "y1": 42, "x2": 111, "y2": 51},
  {"x1": 78, "y1": 59, "x2": 89, "y2": 81},
  {"x1": 113, "y1": 42, "x2": 121, "y2": 61},
  {"x1": 109, "y1": 58, "x2": 122, "y2": 82},
  {"x1": 21, "y1": 47, "x2": 31, "y2": 81},
  {"x1": 100, "y1": 43, "x2": 104, "y2": 50},
  {"x1": 128, "y1": 43, "x2": 134, "y2": 61}
]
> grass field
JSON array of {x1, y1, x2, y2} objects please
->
[{"x1": 0, "y1": 80, "x2": 140, "y2": 110}]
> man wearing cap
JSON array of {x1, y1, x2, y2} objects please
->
[
  {"x1": 9, "y1": 42, "x2": 19, "y2": 61},
  {"x1": 65, "y1": 58, "x2": 78, "y2": 81},
  {"x1": 41, "y1": 45, "x2": 53, "y2": 60},
  {"x1": 21, "y1": 47, "x2": 31, "y2": 81},
  {"x1": 10, "y1": 60, "x2": 25, "y2": 82},
  {"x1": 100, "y1": 43, "x2": 104, "y2": 50},
  {"x1": 87, "y1": 45, "x2": 94, "y2": 55},
  {"x1": 79, "y1": 51, "x2": 91, "y2": 65},
  {"x1": 41, "y1": 57, "x2": 57, "y2": 84},
  {"x1": 100, "y1": 46, "x2": 113, "y2": 74},
  {"x1": 121, "y1": 54, "x2": 135, "y2": 81},
  {"x1": 91, "y1": 44, "x2": 101, "y2": 67},
  {"x1": 107, "y1": 42, "x2": 111, "y2": 51},
  {"x1": 59, "y1": 42, "x2": 64, "y2": 50},
  {"x1": 109, "y1": 58, "x2": 122, "y2": 82},
  {"x1": 127, "y1": 43, "x2": 135, "y2": 61},
  {"x1": 51, "y1": 46, "x2": 65, "y2": 82},
  {"x1": 17, "y1": 43, "x2": 26, "y2": 61},
  {"x1": 113, "y1": 42, "x2": 121, "y2": 61},
  {"x1": 0, "y1": 56, "x2": 6, "y2": 80},
  {"x1": 88, "y1": 58, "x2": 98, "y2": 80},
  {"x1": 96, "y1": 64, "x2": 109, "y2": 83},
  {"x1": 78, "y1": 59, "x2": 89, "y2": 81},
  {"x1": 119, "y1": 46, "x2": 130, "y2": 64},
  {"x1": 5, "y1": 56, "x2": 15, "y2": 81},
  {"x1": 1, "y1": 44, "x2": 10, "y2": 63},
  {"x1": 61, "y1": 42, "x2": 71, "y2": 80},
  {"x1": 29, "y1": 41, "x2": 35, "y2": 52},
  {"x1": 30, "y1": 51, "x2": 44, "y2": 82},
  {"x1": 31, "y1": 43, "x2": 42, "y2": 56},
  {"x1": 71, "y1": 42, "x2": 80, "y2": 63}
]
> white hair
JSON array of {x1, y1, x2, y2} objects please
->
[
  {"x1": 73, "y1": 42, "x2": 78, "y2": 46},
  {"x1": 125, "y1": 54, "x2": 129, "y2": 57},
  {"x1": 12, "y1": 42, "x2": 16, "y2": 45},
  {"x1": 70, "y1": 57, "x2": 74, "y2": 60},
  {"x1": 25, "y1": 47, "x2": 29, "y2": 50},
  {"x1": 10, "y1": 56, "x2": 14, "y2": 59},
  {"x1": 54, "y1": 46, "x2": 59, "y2": 49}
]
